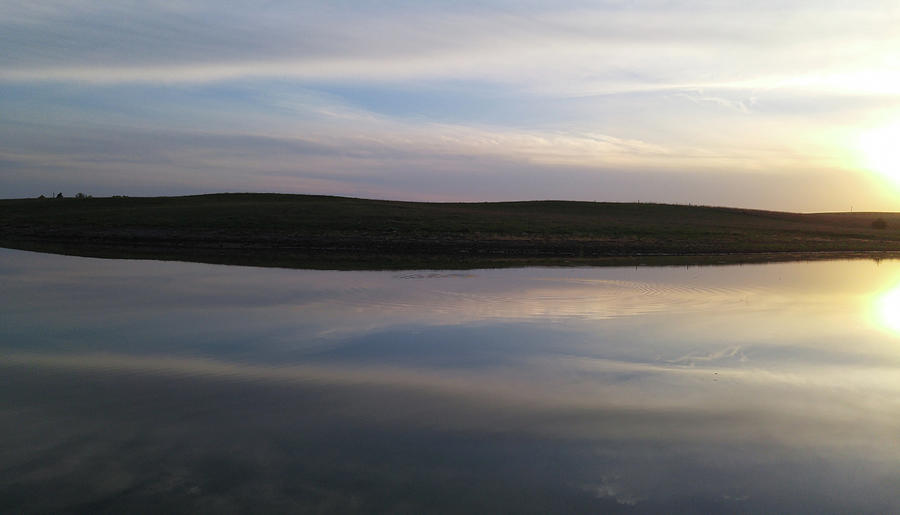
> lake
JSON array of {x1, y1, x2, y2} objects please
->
[{"x1": 2, "y1": 247, "x2": 900, "y2": 513}]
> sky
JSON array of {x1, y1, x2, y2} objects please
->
[{"x1": 3, "y1": 1, "x2": 900, "y2": 211}]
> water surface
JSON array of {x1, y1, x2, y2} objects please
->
[{"x1": 3, "y1": 248, "x2": 900, "y2": 513}]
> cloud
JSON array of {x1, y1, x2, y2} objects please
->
[
  {"x1": 3, "y1": 1, "x2": 899, "y2": 97},
  {"x1": 2, "y1": 114, "x2": 877, "y2": 208},
  {"x1": 3, "y1": 1, "x2": 900, "y2": 208}
]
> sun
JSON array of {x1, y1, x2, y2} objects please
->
[{"x1": 859, "y1": 121, "x2": 900, "y2": 186}]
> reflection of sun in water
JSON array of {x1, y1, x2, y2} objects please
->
[
  {"x1": 859, "y1": 121, "x2": 900, "y2": 187},
  {"x1": 876, "y1": 283, "x2": 900, "y2": 334}
]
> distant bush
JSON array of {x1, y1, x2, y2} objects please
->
[
  {"x1": 75, "y1": 192, "x2": 92, "y2": 199},
  {"x1": 872, "y1": 218, "x2": 888, "y2": 230}
]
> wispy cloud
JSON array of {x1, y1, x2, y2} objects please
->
[
  {"x1": 3, "y1": 1, "x2": 898, "y2": 93},
  {"x1": 3, "y1": 1, "x2": 900, "y2": 207}
]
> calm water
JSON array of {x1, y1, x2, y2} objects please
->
[{"x1": 3, "y1": 248, "x2": 900, "y2": 513}]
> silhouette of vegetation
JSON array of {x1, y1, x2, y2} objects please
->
[
  {"x1": 3, "y1": 193, "x2": 900, "y2": 269},
  {"x1": 872, "y1": 218, "x2": 887, "y2": 229}
]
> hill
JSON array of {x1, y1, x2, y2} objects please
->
[{"x1": 3, "y1": 193, "x2": 900, "y2": 268}]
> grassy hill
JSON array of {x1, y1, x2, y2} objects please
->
[{"x1": 3, "y1": 193, "x2": 900, "y2": 268}]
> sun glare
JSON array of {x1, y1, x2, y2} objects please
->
[
  {"x1": 859, "y1": 121, "x2": 900, "y2": 187},
  {"x1": 876, "y1": 283, "x2": 900, "y2": 334}
]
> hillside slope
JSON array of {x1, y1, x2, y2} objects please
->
[{"x1": 3, "y1": 193, "x2": 900, "y2": 268}]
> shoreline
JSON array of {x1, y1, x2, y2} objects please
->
[{"x1": 4, "y1": 239, "x2": 900, "y2": 270}]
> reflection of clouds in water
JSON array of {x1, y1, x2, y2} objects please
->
[
  {"x1": 8, "y1": 251, "x2": 900, "y2": 511},
  {"x1": 6, "y1": 351, "x2": 900, "y2": 451},
  {"x1": 6, "y1": 250, "x2": 899, "y2": 357},
  {"x1": 587, "y1": 475, "x2": 643, "y2": 506},
  {"x1": 3, "y1": 355, "x2": 899, "y2": 513},
  {"x1": 305, "y1": 276, "x2": 778, "y2": 345},
  {"x1": 668, "y1": 346, "x2": 749, "y2": 366}
]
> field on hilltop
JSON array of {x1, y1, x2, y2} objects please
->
[{"x1": 3, "y1": 193, "x2": 900, "y2": 268}]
